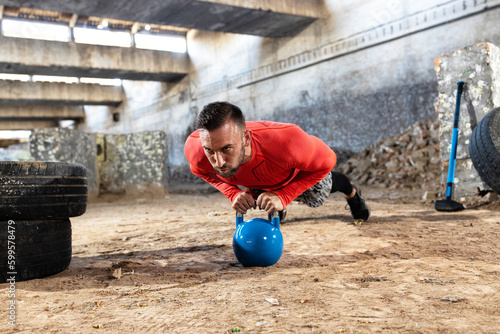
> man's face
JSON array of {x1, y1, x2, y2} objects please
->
[{"x1": 199, "y1": 120, "x2": 249, "y2": 178}]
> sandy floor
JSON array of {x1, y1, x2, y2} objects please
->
[{"x1": 1, "y1": 187, "x2": 500, "y2": 333}]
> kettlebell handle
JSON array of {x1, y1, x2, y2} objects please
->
[
  {"x1": 235, "y1": 211, "x2": 280, "y2": 229},
  {"x1": 236, "y1": 211, "x2": 244, "y2": 226}
]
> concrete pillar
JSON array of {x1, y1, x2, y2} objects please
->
[{"x1": 434, "y1": 42, "x2": 500, "y2": 198}]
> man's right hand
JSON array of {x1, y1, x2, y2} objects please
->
[{"x1": 232, "y1": 190, "x2": 256, "y2": 214}]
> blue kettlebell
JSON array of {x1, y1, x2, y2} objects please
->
[{"x1": 233, "y1": 211, "x2": 284, "y2": 267}]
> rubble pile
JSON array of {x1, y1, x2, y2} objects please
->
[{"x1": 337, "y1": 118, "x2": 443, "y2": 192}]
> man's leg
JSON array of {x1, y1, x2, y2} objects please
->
[
  {"x1": 255, "y1": 171, "x2": 370, "y2": 222},
  {"x1": 330, "y1": 171, "x2": 370, "y2": 221},
  {"x1": 295, "y1": 172, "x2": 333, "y2": 208}
]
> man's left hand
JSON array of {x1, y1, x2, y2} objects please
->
[{"x1": 256, "y1": 192, "x2": 284, "y2": 214}]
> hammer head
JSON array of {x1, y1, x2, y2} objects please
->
[{"x1": 435, "y1": 199, "x2": 465, "y2": 212}]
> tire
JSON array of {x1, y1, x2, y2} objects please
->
[
  {"x1": 0, "y1": 162, "x2": 87, "y2": 220},
  {"x1": 0, "y1": 219, "x2": 72, "y2": 283},
  {"x1": 469, "y1": 107, "x2": 500, "y2": 194}
]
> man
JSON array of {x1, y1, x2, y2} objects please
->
[{"x1": 184, "y1": 101, "x2": 370, "y2": 222}]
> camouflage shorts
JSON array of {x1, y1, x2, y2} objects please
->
[{"x1": 249, "y1": 171, "x2": 332, "y2": 208}]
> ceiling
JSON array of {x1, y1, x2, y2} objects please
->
[
  {"x1": 0, "y1": 0, "x2": 319, "y2": 133},
  {"x1": 0, "y1": 0, "x2": 318, "y2": 37}
]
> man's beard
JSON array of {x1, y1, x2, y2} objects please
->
[{"x1": 215, "y1": 142, "x2": 246, "y2": 178}]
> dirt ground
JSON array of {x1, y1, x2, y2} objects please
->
[{"x1": 1, "y1": 186, "x2": 500, "y2": 333}]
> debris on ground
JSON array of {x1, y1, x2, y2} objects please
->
[
  {"x1": 338, "y1": 119, "x2": 442, "y2": 194},
  {"x1": 441, "y1": 295, "x2": 464, "y2": 303}
]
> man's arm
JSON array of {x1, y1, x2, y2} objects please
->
[{"x1": 271, "y1": 128, "x2": 337, "y2": 208}]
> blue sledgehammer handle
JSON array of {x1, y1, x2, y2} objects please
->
[{"x1": 445, "y1": 81, "x2": 465, "y2": 199}]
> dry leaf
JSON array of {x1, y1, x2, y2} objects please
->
[
  {"x1": 354, "y1": 219, "x2": 364, "y2": 226},
  {"x1": 265, "y1": 298, "x2": 279, "y2": 306},
  {"x1": 112, "y1": 268, "x2": 122, "y2": 279}
]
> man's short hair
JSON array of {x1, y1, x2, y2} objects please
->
[{"x1": 196, "y1": 101, "x2": 246, "y2": 131}]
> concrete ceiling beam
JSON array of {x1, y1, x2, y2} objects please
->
[
  {"x1": 0, "y1": 35, "x2": 189, "y2": 82},
  {"x1": 0, "y1": 105, "x2": 85, "y2": 121},
  {"x1": 208, "y1": 0, "x2": 321, "y2": 18},
  {"x1": 0, "y1": 0, "x2": 319, "y2": 37},
  {"x1": 0, "y1": 80, "x2": 123, "y2": 106},
  {"x1": 0, "y1": 120, "x2": 58, "y2": 130}
]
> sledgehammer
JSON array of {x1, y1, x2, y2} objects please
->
[{"x1": 435, "y1": 81, "x2": 466, "y2": 212}]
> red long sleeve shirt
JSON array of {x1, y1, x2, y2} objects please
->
[{"x1": 184, "y1": 121, "x2": 337, "y2": 208}]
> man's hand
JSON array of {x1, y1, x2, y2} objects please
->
[
  {"x1": 232, "y1": 190, "x2": 256, "y2": 214},
  {"x1": 256, "y1": 192, "x2": 284, "y2": 214}
]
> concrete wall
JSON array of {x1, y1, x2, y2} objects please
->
[
  {"x1": 81, "y1": 0, "x2": 500, "y2": 183},
  {"x1": 30, "y1": 128, "x2": 168, "y2": 198},
  {"x1": 435, "y1": 42, "x2": 500, "y2": 198},
  {"x1": 30, "y1": 128, "x2": 99, "y2": 198},
  {"x1": 97, "y1": 131, "x2": 168, "y2": 195},
  {"x1": 0, "y1": 142, "x2": 30, "y2": 161}
]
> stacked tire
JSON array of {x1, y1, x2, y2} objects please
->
[
  {"x1": 0, "y1": 162, "x2": 87, "y2": 283},
  {"x1": 469, "y1": 108, "x2": 500, "y2": 195}
]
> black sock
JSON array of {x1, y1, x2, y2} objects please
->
[{"x1": 330, "y1": 171, "x2": 354, "y2": 195}]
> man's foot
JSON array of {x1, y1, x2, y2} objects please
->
[
  {"x1": 346, "y1": 186, "x2": 370, "y2": 221},
  {"x1": 268, "y1": 209, "x2": 287, "y2": 223}
]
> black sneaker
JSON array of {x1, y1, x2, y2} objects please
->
[
  {"x1": 346, "y1": 186, "x2": 370, "y2": 221},
  {"x1": 268, "y1": 209, "x2": 287, "y2": 223}
]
